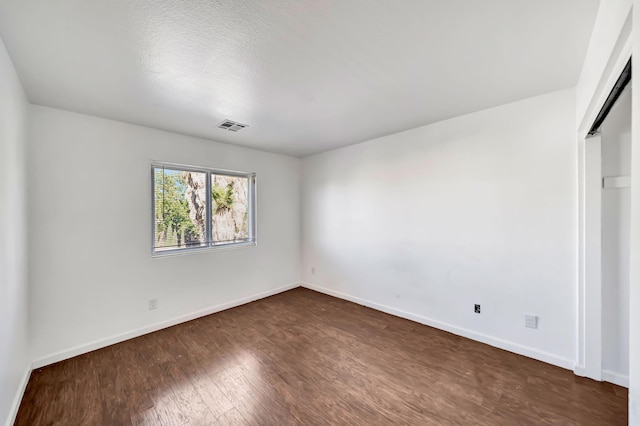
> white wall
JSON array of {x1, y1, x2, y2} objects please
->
[
  {"x1": 27, "y1": 106, "x2": 301, "y2": 363},
  {"x1": 301, "y1": 88, "x2": 577, "y2": 367},
  {"x1": 601, "y1": 85, "x2": 631, "y2": 382},
  {"x1": 0, "y1": 37, "x2": 30, "y2": 426},
  {"x1": 631, "y1": 3, "x2": 640, "y2": 423}
]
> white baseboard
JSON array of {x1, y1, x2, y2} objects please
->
[
  {"x1": 32, "y1": 283, "x2": 300, "y2": 369},
  {"x1": 573, "y1": 365, "x2": 588, "y2": 377},
  {"x1": 602, "y1": 369, "x2": 629, "y2": 388},
  {"x1": 301, "y1": 282, "x2": 575, "y2": 371},
  {"x1": 5, "y1": 364, "x2": 31, "y2": 426}
]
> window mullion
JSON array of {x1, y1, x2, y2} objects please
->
[{"x1": 205, "y1": 171, "x2": 213, "y2": 247}]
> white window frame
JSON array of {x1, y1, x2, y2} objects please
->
[{"x1": 151, "y1": 161, "x2": 256, "y2": 256}]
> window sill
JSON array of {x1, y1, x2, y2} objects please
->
[{"x1": 151, "y1": 241, "x2": 257, "y2": 258}]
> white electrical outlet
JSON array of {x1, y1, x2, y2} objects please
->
[
  {"x1": 525, "y1": 314, "x2": 538, "y2": 329},
  {"x1": 311, "y1": 267, "x2": 316, "y2": 275},
  {"x1": 149, "y1": 298, "x2": 158, "y2": 310}
]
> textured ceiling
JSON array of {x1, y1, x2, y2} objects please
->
[{"x1": 0, "y1": 0, "x2": 600, "y2": 157}]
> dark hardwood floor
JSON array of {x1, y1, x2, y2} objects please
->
[{"x1": 15, "y1": 288, "x2": 627, "y2": 425}]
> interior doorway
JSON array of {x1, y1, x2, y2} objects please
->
[
  {"x1": 581, "y1": 62, "x2": 631, "y2": 388},
  {"x1": 599, "y1": 82, "x2": 631, "y2": 387}
]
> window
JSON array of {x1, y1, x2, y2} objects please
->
[{"x1": 152, "y1": 163, "x2": 256, "y2": 255}]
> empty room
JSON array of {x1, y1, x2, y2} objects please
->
[{"x1": 1, "y1": 0, "x2": 640, "y2": 425}]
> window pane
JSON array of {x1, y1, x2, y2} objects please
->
[
  {"x1": 153, "y1": 168, "x2": 207, "y2": 251},
  {"x1": 211, "y1": 174, "x2": 250, "y2": 244}
]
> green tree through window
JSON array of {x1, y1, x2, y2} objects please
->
[
  {"x1": 154, "y1": 169, "x2": 204, "y2": 249},
  {"x1": 152, "y1": 164, "x2": 255, "y2": 254}
]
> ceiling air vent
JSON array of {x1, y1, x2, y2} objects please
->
[{"x1": 218, "y1": 119, "x2": 249, "y2": 132}]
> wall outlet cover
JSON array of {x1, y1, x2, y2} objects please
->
[
  {"x1": 474, "y1": 304, "x2": 481, "y2": 314},
  {"x1": 525, "y1": 314, "x2": 538, "y2": 329}
]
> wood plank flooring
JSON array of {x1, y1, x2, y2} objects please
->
[{"x1": 15, "y1": 288, "x2": 627, "y2": 425}]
